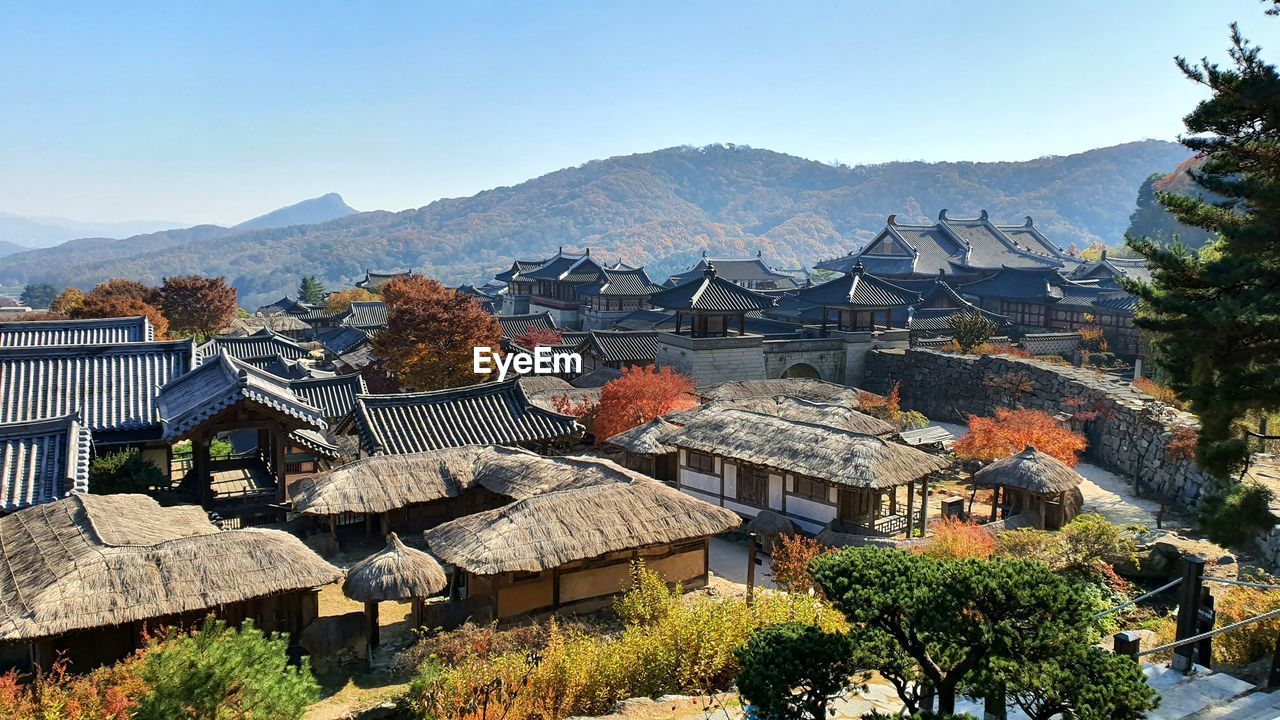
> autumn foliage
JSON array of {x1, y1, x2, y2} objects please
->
[
  {"x1": 373, "y1": 274, "x2": 503, "y2": 391},
  {"x1": 74, "y1": 282, "x2": 170, "y2": 339},
  {"x1": 514, "y1": 328, "x2": 564, "y2": 349},
  {"x1": 768, "y1": 534, "x2": 835, "y2": 595},
  {"x1": 1133, "y1": 377, "x2": 1184, "y2": 407},
  {"x1": 552, "y1": 392, "x2": 601, "y2": 434},
  {"x1": 914, "y1": 518, "x2": 997, "y2": 561},
  {"x1": 856, "y1": 382, "x2": 927, "y2": 430},
  {"x1": 49, "y1": 287, "x2": 87, "y2": 315},
  {"x1": 324, "y1": 288, "x2": 380, "y2": 314},
  {"x1": 159, "y1": 275, "x2": 238, "y2": 341},
  {"x1": 953, "y1": 408, "x2": 1087, "y2": 466},
  {"x1": 592, "y1": 366, "x2": 697, "y2": 440}
]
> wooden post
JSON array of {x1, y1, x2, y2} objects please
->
[
  {"x1": 1114, "y1": 631, "x2": 1141, "y2": 661},
  {"x1": 194, "y1": 436, "x2": 212, "y2": 508},
  {"x1": 917, "y1": 475, "x2": 931, "y2": 537},
  {"x1": 1172, "y1": 556, "x2": 1206, "y2": 673},
  {"x1": 365, "y1": 600, "x2": 380, "y2": 651},
  {"x1": 273, "y1": 429, "x2": 287, "y2": 503},
  {"x1": 1268, "y1": 632, "x2": 1280, "y2": 688},
  {"x1": 905, "y1": 479, "x2": 916, "y2": 536},
  {"x1": 1197, "y1": 586, "x2": 1216, "y2": 669},
  {"x1": 328, "y1": 514, "x2": 338, "y2": 540},
  {"x1": 746, "y1": 533, "x2": 758, "y2": 606},
  {"x1": 988, "y1": 486, "x2": 1000, "y2": 523}
]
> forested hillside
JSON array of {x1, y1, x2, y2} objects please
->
[
  {"x1": 1124, "y1": 156, "x2": 1219, "y2": 249},
  {"x1": 1, "y1": 141, "x2": 1191, "y2": 307}
]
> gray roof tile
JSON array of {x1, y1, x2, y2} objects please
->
[
  {"x1": 0, "y1": 414, "x2": 90, "y2": 512},
  {"x1": 649, "y1": 265, "x2": 777, "y2": 313},
  {"x1": 156, "y1": 353, "x2": 327, "y2": 441},
  {"x1": 0, "y1": 316, "x2": 153, "y2": 347},
  {"x1": 198, "y1": 328, "x2": 309, "y2": 362}
]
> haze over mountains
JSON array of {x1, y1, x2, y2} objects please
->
[
  {"x1": 0, "y1": 213, "x2": 183, "y2": 255},
  {"x1": 0, "y1": 141, "x2": 1191, "y2": 307}
]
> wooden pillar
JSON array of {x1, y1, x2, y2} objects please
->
[
  {"x1": 194, "y1": 435, "x2": 213, "y2": 508},
  {"x1": 746, "y1": 533, "x2": 758, "y2": 606},
  {"x1": 738, "y1": 313, "x2": 745, "y2": 336},
  {"x1": 989, "y1": 486, "x2": 1000, "y2": 523},
  {"x1": 328, "y1": 514, "x2": 338, "y2": 540},
  {"x1": 905, "y1": 479, "x2": 916, "y2": 535},
  {"x1": 917, "y1": 475, "x2": 931, "y2": 536},
  {"x1": 1172, "y1": 556, "x2": 1206, "y2": 673},
  {"x1": 365, "y1": 513, "x2": 374, "y2": 538},
  {"x1": 821, "y1": 306, "x2": 828, "y2": 335},
  {"x1": 273, "y1": 429, "x2": 287, "y2": 503},
  {"x1": 365, "y1": 600, "x2": 380, "y2": 651}
]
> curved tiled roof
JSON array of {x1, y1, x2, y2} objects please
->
[
  {"x1": 198, "y1": 328, "x2": 310, "y2": 362},
  {"x1": 576, "y1": 330, "x2": 659, "y2": 363},
  {"x1": 497, "y1": 312, "x2": 558, "y2": 341},
  {"x1": 795, "y1": 264, "x2": 921, "y2": 308},
  {"x1": 666, "y1": 256, "x2": 800, "y2": 288},
  {"x1": 0, "y1": 340, "x2": 196, "y2": 435},
  {"x1": 0, "y1": 414, "x2": 91, "y2": 512},
  {"x1": 0, "y1": 316, "x2": 153, "y2": 347},
  {"x1": 289, "y1": 374, "x2": 367, "y2": 421},
  {"x1": 578, "y1": 267, "x2": 663, "y2": 296},
  {"x1": 956, "y1": 266, "x2": 1067, "y2": 301},
  {"x1": 344, "y1": 378, "x2": 582, "y2": 455},
  {"x1": 156, "y1": 353, "x2": 327, "y2": 441},
  {"x1": 649, "y1": 265, "x2": 777, "y2": 313}
]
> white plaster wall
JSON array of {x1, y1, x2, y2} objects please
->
[
  {"x1": 787, "y1": 497, "x2": 837, "y2": 526},
  {"x1": 722, "y1": 461, "x2": 737, "y2": 498},
  {"x1": 679, "y1": 469, "x2": 720, "y2": 495},
  {"x1": 768, "y1": 474, "x2": 783, "y2": 510}
]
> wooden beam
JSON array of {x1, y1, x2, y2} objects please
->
[{"x1": 194, "y1": 437, "x2": 213, "y2": 508}]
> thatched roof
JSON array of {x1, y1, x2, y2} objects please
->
[
  {"x1": 697, "y1": 378, "x2": 863, "y2": 406},
  {"x1": 343, "y1": 532, "x2": 446, "y2": 602},
  {"x1": 671, "y1": 408, "x2": 947, "y2": 489},
  {"x1": 0, "y1": 494, "x2": 341, "y2": 641},
  {"x1": 972, "y1": 446, "x2": 1084, "y2": 494},
  {"x1": 605, "y1": 396, "x2": 893, "y2": 455},
  {"x1": 604, "y1": 416, "x2": 683, "y2": 455},
  {"x1": 424, "y1": 472, "x2": 740, "y2": 575},
  {"x1": 291, "y1": 445, "x2": 629, "y2": 517}
]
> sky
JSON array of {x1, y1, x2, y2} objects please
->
[{"x1": 2, "y1": 0, "x2": 1278, "y2": 225}]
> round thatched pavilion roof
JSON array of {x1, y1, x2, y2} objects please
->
[
  {"x1": 343, "y1": 532, "x2": 447, "y2": 602},
  {"x1": 972, "y1": 446, "x2": 1084, "y2": 494}
]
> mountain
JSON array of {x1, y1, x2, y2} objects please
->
[
  {"x1": 0, "y1": 141, "x2": 1191, "y2": 307},
  {"x1": 0, "y1": 212, "x2": 183, "y2": 249},
  {"x1": 0, "y1": 240, "x2": 29, "y2": 259},
  {"x1": 1124, "y1": 156, "x2": 1219, "y2": 249},
  {"x1": 233, "y1": 193, "x2": 357, "y2": 232}
]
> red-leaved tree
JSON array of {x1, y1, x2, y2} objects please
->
[
  {"x1": 954, "y1": 407, "x2": 1087, "y2": 466},
  {"x1": 373, "y1": 274, "x2": 503, "y2": 391},
  {"x1": 592, "y1": 366, "x2": 698, "y2": 440},
  {"x1": 74, "y1": 287, "x2": 170, "y2": 339},
  {"x1": 160, "y1": 275, "x2": 238, "y2": 341},
  {"x1": 513, "y1": 328, "x2": 564, "y2": 350}
]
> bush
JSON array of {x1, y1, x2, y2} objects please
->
[
  {"x1": 953, "y1": 408, "x2": 1087, "y2": 466},
  {"x1": 994, "y1": 514, "x2": 1141, "y2": 591},
  {"x1": 736, "y1": 624, "x2": 861, "y2": 720},
  {"x1": 0, "y1": 657, "x2": 146, "y2": 720},
  {"x1": 403, "y1": 565, "x2": 846, "y2": 720},
  {"x1": 1198, "y1": 482, "x2": 1278, "y2": 548},
  {"x1": 1133, "y1": 377, "x2": 1184, "y2": 407},
  {"x1": 915, "y1": 518, "x2": 996, "y2": 561},
  {"x1": 89, "y1": 448, "x2": 164, "y2": 494},
  {"x1": 135, "y1": 618, "x2": 319, "y2": 720},
  {"x1": 768, "y1": 534, "x2": 834, "y2": 595},
  {"x1": 949, "y1": 311, "x2": 997, "y2": 353},
  {"x1": 857, "y1": 383, "x2": 928, "y2": 431},
  {"x1": 1213, "y1": 586, "x2": 1280, "y2": 665}
]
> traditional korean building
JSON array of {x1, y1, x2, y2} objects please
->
[
  {"x1": 0, "y1": 315, "x2": 154, "y2": 347},
  {"x1": 577, "y1": 267, "x2": 664, "y2": 330},
  {"x1": 0, "y1": 415, "x2": 90, "y2": 513},
  {"x1": 575, "y1": 330, "x2": 659, "y2": 371},
  {"x1": 903, "y1": 274, "x2": 1012, "y2": 339},
  {"x1": 666, "y1": 253, "x2": 803, "y2": 290},
  {"x1": 794, "y1": 262, "x2": 920, "y2": 333},
  {"x1": 355, "y1": 269, "x2": 411, "y2": 292},
  {"x1": 343, "y1": 301, "x2": 388, "y2": 334},
  {"x1": 198, "y1": 327, "x2": 311, "y2": 363},
  {"x1": 494, "y1": 250, "x2": 662, "y2": 330}
]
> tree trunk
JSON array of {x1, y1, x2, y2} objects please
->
[{"x1": 937, "y1": 682, "x2": 957, "y2": 714}]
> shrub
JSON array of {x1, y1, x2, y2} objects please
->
[
  {"x1": 1198, "y1": 482, "x2": 1278, "y2": 548},
  {"x1": 949, "y1": 311, "x2": 997, "y2": 353},
  {"x1": 614, "y1": 561, "x2": 679, "y2": 626},
  {"x1": 135, "y1": 618, "x2": 319, "y2": 720},
  {"x1": 1208, "y1": 586, "x2": 1280, "y2": 665},
  {"x1": 768, "y1": 534, "x2": 834, "y2": 595},
  {"x1": 972, "y1": 343, "x2": 1033, "y2": 359},
  {"x1": 89, "y1": 448, "x2": 164, "y2": 495},
  {"x1": 953, "y1": 408, "x2": 1087, "y2": 466},
  {"x1": 1133, "y1": 377, "x2": 1184, "y2": 407},
  {"x1": 0, "y1": 656, "x2": 146, "y2": 720},
  {"x1": 915, "y1": 518, "x2": 996, "y2": 561},
  {"x1": 1078, "y1": 324, "x2": 1109, "y2": 354},
  {"x1": 995, "y1": 514, "x2": 1141, "y2": 591},
  {"x1": 857, "y1": 383, "x2": 928, "y2": 431},
  {"x1": 736, "y1": 624, "x2": 862, "y2": 720}
]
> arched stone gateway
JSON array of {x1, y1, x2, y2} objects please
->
[{"x1": 781, "y1": 362, "x2": 821, "y2": 379}]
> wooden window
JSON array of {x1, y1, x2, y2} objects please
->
[
  {"x1": 737, "y1": 466, "x2": 768, "y2": 507},
  {"x1": 685, "y1": 450, "x2": 715, "y2": 475},
  {"x1": 793, "y1": 477, "x2": 827, "y2": 503}
]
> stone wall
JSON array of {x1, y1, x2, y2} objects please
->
[
  {"x1": 763, "y1": 338, "x2": 844, "y2": 383},
  {"x1": 863, "y1": 348, "x2": 1215, "y2": 512},
  {"x1": 656, "y1": 334, "x2": 766, "y2": 386}
]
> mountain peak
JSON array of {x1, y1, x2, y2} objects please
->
[{"x1": 232, "y1": 193, "x2": 357, "y2": 232}]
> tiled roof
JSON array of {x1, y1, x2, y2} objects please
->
[
  {"x1": 577, "y1": 331, "x2": 659, "y2": 363},
  {"x1": 0, "y1": 340, "x2": 196, "y2": 436},
  {"x1": 0, "y1": 414, "x2": 91, "y2": 512},
  {"x1": 240, "y1": 354, "x2": 318, "y2": 380},
  {"x1": 908, "y1": 307, "x2": 1012, "y2": 333},
  {"x1": 336, "y1": 345, "x2": 376, "y2": 371},
  {"x1": 611, "y1": 309, "x2": 676, "y2": 330},
  {"x1": 0, "y1": 316, "x2": 153, "y2": 347},
  {"x1": 297, "y1": 305, "x2": 342, "y2": 322},
  {"x1": 344, "y1": 378, "x2": 582, "y2": 455},
  {"x1": 356, "y1": 269, "x2": 411, "y2": 289},
  {"x1": 520, "y1": 253, "x2": 593, "y2": 281},
  {"x1": 318, "y1": 326, "x2": 370, "y2": 355},
  {"x1": 198, "y1": 328, "x2": 310, "y2": 362},
  {"x1": 1056, "y1": 283, "x2": 1104, "y2": 308},
  {"x1": 1069, "y1": 255, "x2": 1153, "y2": 285},
  {"x1": 667, "y1": 256, "x2": 800, "y2": 288},
  {"x1": 494, "y1": 259, "x2": 544, "y2": 283},
  {"x1": 290, "y1": 428, "x2": 344, "y2": 460},
  {"x1": 343, "y1": 301, "x2": 388, "y2": 330},
  {"x1": 795, "y1": 265, "x2": 920, "y2": 308},
  {"x1": 497, "y1": 313, "x2": 558, "y2": 341},
  {"x1": 578, "y1": 268, "x2": 663, "y2": 296},
  {"x1": 256, "y1": 297, "x2": 308, "y2": 316},
  {"x1": 649, "y1": 265, "x2": 778, "y2": 313},
  {"x1": 957, "y1": 267, "x2": 1066, "y2": 301},
  {"x1": 156, "y1": 353, "x2": 327, "y2": 441},
  {"x1": 454, "y1": 284, "x2": 495, "y2": 300},
  {"x1": 289, "y1": 374, "x2": 367, "y2": 421},
  {"x1": 1093, "y1": 291, "x2": 1139, "y2": 314}
]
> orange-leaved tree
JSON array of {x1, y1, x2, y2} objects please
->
[
  {"x1": 552, "y1": 392, "x2": 600, "y2": 435},
  {"x1": 73, "y1": 279, "x2": 169, "y2": 338},
  {"x1": 856, "y1": 382, "x2": 928, "y2": 430},
  {"x1": 373, "y1": 274, "x2": 503, "y2": 391},
  {"x1": 514, "y1": 328, "x2": 564, "y2": 350},
  {"x1": 49, "y1": 287, "x2": 86, "y2": 315},
  {"x1": 324, "y1": 288, "x2": 380, "y2": 314},
  {"x1": 592, "y1": 366, "x2": 697, "y2": 440},
  {"x1": 160, "y1": 275, "x2": 238, "y2": 341},
  {"x1": 953, "y1": 407, "x2": 1087, "y2": 466}
]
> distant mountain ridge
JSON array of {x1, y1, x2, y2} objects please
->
[
  {"x1": 0, "y1": 212, "x2": 184, "y2": 250},
  {"x1": 233, "y1": 192, "x2": 357, "y2": 232},
  {"x1": 0, "y1": 142, "x2": 1191, "y2": 307}
]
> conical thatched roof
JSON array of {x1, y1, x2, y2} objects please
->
[
  {"x1": 424, "y1": 473, "x2": 740, "y2": 575},
  {"x1": 343, "y1": 533, "x2": 447, "y2": 602},
  {"x1": 0, "y1": 494, "x2": 341, "y2": 641},
  {"x1": 604, "y1": 416, "x2": 683, "y2": 455},
  {"x1": 671, "y1": 408, "x2": 947, "y2": 489},
  {"x1": 973, "y1": 446, "x2": 1084, "y2": 494},
  {"x1": 697, "y1": 378, "x2": 864, "y2": 406},
  {"x1": 291, "y1": 445, "x2": 649, "y2": 516}
]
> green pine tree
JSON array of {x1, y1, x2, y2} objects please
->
[
  {"x1": 297, "y1": 275, "x2": 325, "y2": 305},
  {"x1": 1124, "y1": 20, "x2": 1280, "y2": 479}
]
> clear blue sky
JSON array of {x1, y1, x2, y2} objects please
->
[{"x1": 2, "y1": 0, "x2": 1277, "y2": 225}]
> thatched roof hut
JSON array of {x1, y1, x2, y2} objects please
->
[
  {"x1": 424, "y1": 473, "x2": 740, "y2": 575},
  {"x1": 343, "y1": 533, "x2": 446, "y2": 602},
  {"x1": 697, "y1": 378, "x2": 863, "y2": 406},
  {"x1": 972, "y1": 446, "x2": 1084, "y2": 494},
  {"x1": 604, "y1": 417, "x2": 682, "y2": 455},
  {"x1": 671, "y1": 408, "x2": 947, "y2": 489},
  {"x1": 291, "y1": 445, "x2": 638, "y2": 517},
  {"x1": 0, "y1": 494, "x2": 341, "y2": 642},
  {"x1": 700, "y1": 396, "x2": 894, "y2": 436}
]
